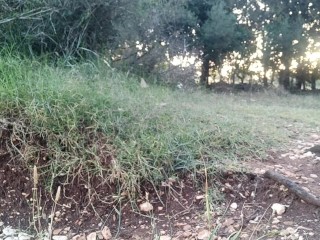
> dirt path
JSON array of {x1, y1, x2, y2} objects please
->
[{"x1": 1, "y1": 133, "x2": 320, "y2": 240}]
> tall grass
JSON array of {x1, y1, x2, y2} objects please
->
[{"x1": 0, "y1": 52, "x2": 319, "y2": 197}]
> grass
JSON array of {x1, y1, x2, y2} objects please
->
[{"x1": 1, "y1": 52, "x2": 320, "y2": 199}]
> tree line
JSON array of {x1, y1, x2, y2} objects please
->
[{"x1": 1, "y1": 0, "x2": 320, "y2": 90}]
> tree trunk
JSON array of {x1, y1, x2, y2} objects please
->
[
  {"x1": 295, "y1": 65, "x2": 307, "y2": 91},
  {"x1": 232, "y1": 71, "x2": 236, "y2": 85},
  {"x1": 270, "y1": 69, "x2": 275, "y2": 85},
  {"x1": 279, "y1": 58, "x2": 290, "y2": 90},
  {"x1": 295, "y1": 80, "x2": 302, "y2": 90},
  {"x1": 279, "y1": 70, "x2": 290, "y2": 90},
  {"x1": 311, "y1": 79, "x2": 316, "y2": 91},
  {"x1": 263, "y1": 76, "x2": 268, "y2": 87},
  {"x1": 311, "y1": 71, "x2": 317, "y2": 91},
  {"x1": 200, "y1": 56, "x2": 210, "y2": 87}
]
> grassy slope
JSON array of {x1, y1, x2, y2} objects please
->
[{"x1": 1, "y1": 55, "x2": 320, "y2": 195}]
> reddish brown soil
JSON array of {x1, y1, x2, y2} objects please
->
[{"x1": 1, "y1": 130, "x2": 320, "y2": 239}]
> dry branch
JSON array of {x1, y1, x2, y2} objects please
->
[{"x1": 264, "y1": 170, "x2": 320, "y2": 207}]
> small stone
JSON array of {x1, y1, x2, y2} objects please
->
[
  {"x1": 197, "y1": 229, "x2": 211, "y2": 240},
  {"x1": 52, "y1": 236, "x2": 68, "y2": 240},
  {"x1": 140, "y1": 78, "x2": 148, "y2": 88},
  {"x1": 310, "y1": 174, "x2": 318, "y2": 178},
  {"x1": 86, "y1": 232, "x2": 96, "y2": 240},
  {"x1": 4, "y1": 237, "x2": 17, "y2": 240},
  {"x1": 283, "y1": 221, "x2": 294, "y2": 225},
  {"x1": 53, "y1": 229, "x2": 62, "y2": 235},
  {"x1": 132, "y1": 234, "x2": 143, "y2": 240},
  {"x1": 241, "y1": 233, "x2": 249, "y2": 238},
  {"x1": 18, "y1": 233, "x2": 32, "y2": 240},
  {"x1": 3, "y1": 227, "x2": 16, "y2": 236},
  {"x1": 183, "y1": 231, "x2": 192, "y2": 237},
  {"x1": 230, "y1": 203, "x2": 238, "y2": 210},
  {"x1": 223, "y1": 218, "x2": 235, "y2": 227},
  {"x1": 101, "y1": 226, "x2": 112, "y2": 240},
  {"x1": 96, "y1": 233, "x2": 104, "y2": 240},
  {"x1": 302, "y1": 152, "x2": 314, "y2": 158},
  {"x1": 183, "y1": 225, "x2": 192, "y2": 231},
  {"x1": 310, "y1": 134, "x2": 320, "y2": 140},
  {"x1": 55, "y1": 211, "x2": 61, "y2": 217},
  {"x1": 302, "y1": 186, "x2": 311, "y2": 192},
  {"x1": 72, "y1": 234, "x2": 86, "y2": 240},
  {"x1": 280, "y1": 227, "x2": 296, "y2": 236},
  {"x1": 159, "y1": 236, "x2": 171, "y2": 240},
  {"x1": 271, "y1": 203, "x2": 286, "y2": 215},
  {"x1": 272, "y1": 218, "x2": 281, "y2": 224},
  {"x1": 139, "y1": 202, "x2": 153, "y2": 212},
  {"x1": 196, "y1": 195, "x2": 205, "y2": 200}
]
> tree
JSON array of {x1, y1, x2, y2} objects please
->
[
  {"x1": 187, "y1": 0, "x2": 252, "y2": 86},
  {"x1": 111, "y1": 0, "x2": 195, "y2": 75}
]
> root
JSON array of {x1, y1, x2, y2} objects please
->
[{"x1": 264, "y1": 170, "x2": 320, "y2": 207}]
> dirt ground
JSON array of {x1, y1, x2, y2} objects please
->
[{"x1": 1, "y1": 132, "x2": 320, "y2": 240}]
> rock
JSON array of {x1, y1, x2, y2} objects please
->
[
  {"x1": 52, "y1": 236, "x2": 68, "y2": 240},
  {"x1": 101, "y1": 226, "x2": 112, "y2": 240},
  {"x1": 271, "y1": 203, "x2": 286, "y2": 215},
  {"x1": 310, "y1": 174, "x2": 318, "y2": 178},
  {"x1": 3, "y1": 227, "x2": 16, "y2": 236},
  {"x1": 139, "y1": 202, "x2": 153, "y2": 212},
  {"x1": 197, "y1": 229, "x2": 211, "y2": 240},
  {"x1": 87, "y1": 232, "x2": 96, "y2": 240},
  {"x1": 183, "y1": 231, "x2": 192, "y2": 237}
]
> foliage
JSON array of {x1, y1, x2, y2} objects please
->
[{"x1": 0, "y1": 0, "x2": 125, "y2": 57}]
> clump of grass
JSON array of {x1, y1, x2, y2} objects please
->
[{"x1": 0, "y1": 51, "x2": 319, "y2": 200}]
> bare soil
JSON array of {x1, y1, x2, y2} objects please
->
[{"x1": 1, "y1": 133, "x2": 320, "y2": 239}]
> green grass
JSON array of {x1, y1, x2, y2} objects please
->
[{"x1": 1, "y1": 53, "x2": 320, "y2": 197}]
